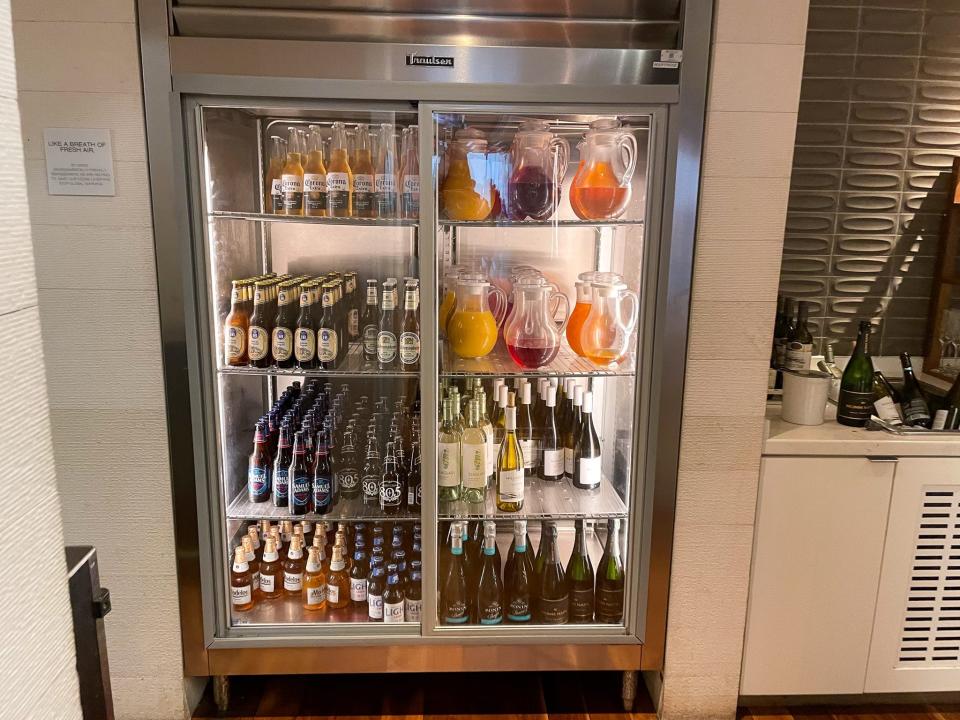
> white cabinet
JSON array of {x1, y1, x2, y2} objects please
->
[
  {"x1": 740, "y1": 456, "x2": 895, "y2": 695},
  {"x1": 865, "y1": 458, "x2": 960, "y2": 692}
]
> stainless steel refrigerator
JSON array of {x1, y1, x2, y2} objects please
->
[{"x1": 139, "y1": 0, "x2": 710, "y2": 708}]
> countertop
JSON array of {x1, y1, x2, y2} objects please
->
[{"x1": 763, "y1": 403, "x2": 960, "y2": 457}]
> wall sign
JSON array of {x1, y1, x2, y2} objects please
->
[{"x1": 43, "y1": 128, "x2": 115, "y2": 196}]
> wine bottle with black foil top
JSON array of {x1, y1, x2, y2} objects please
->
[
  {"x1": 595, "y1": 518, "x2": 624, "y2": 623},
  {"x1": 773, "y1": 296, "x2": 794, "y2": 389},
  {"x1": 783, "y1": 300, "x2": 813, "y2": 372},
  {"x1": 899, "y1": 352, "x2": 932, "y2": 428},
  {"x1": 942, "y1": 372, "x2": 960, "y2": 430},
  {"x1": 505, "y1": 520, "x2": 533, "y2": 624},
  {"x1": 537, "y1": 523, "x2": 569, "y2": 624},
  {"x1": 837, "y1": 320, "x2": 875, "y2": 427},
  {"x1": 566, "y1": 519, "x2": 595, "y2": 623}
]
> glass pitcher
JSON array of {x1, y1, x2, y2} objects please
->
[
  {"x1": 504, "y1": 277, "x2": 571, "y2": 369},
  {"x1": 507, "y1": 119, "x2": 570, "y2": 221},
  {"x1": 580, "y1": 280, "x2": 639, "y2": 366},
  {"x1": 567, "y1": 271, "x2": 622, "y2": 357},
  {"x1": 447, "y1": 275, "x2": 508, "y2": 359},
  {"x1": 440, "y1": 128, "x2": 493, "y2": 222},
  {"x1": 570, "y1": 119, "x2": 638, "y2": 221}
]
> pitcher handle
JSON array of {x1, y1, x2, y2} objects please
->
[
  {"x1": 546, "y1": 281, "x2": 563, "y2": 317},
  {"x1": 489, "y1": 285, "x2": 509, "y2": 327},
  {"x1": 550, "y1": 136, "x2": 571, "y2": 186},
  {"x1": 620, "y1": 289, "x2": 640, "y2": 335},
  {"x1": 618, "y1": 133, "x2": 638, "y2": 186},
  {"x1": 551, "y1": 291, "x2": 572, "y2": 335}
]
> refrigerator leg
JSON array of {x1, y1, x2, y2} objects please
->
[
  {"x1": 213, "y1": 675, "x2": 229, "y2": 713},
  {"x1": 621, "y1": 669, "x2": 637, "y2": 712}
]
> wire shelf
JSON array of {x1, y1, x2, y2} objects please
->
[
  {"x1": 226, "y1": 490, "x2": 421, "y2": 523},
  {"x1": 440, "y1": 343, "x2": 635, "y2": 379},
  {"x1": 210, "y1": 211, "x2": 418, "y2": 228},
  {"x1": 438, "y1": 476, "x2": 627, "y2": 520},
  {"x1": 219, "y1": 343, "x2": 420, "y2": 379}
]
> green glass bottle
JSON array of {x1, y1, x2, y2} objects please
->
[
  {"x1": 836, "y1": 320, "x2": 875, "y2": 427},
  {"x1": 566, "y1": 519, "x2": 595, "y2": 623}
]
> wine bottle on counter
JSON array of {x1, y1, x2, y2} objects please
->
[
  {"x1": 872, "y1": 371, "x2": 903, "y2": 426},
  {"x1": 899, "y1": 352, "x2": 932, "y2": 428},
  {"x1": 837, "y1": 320, "x2": 875, "y2": 427},
  {"x1": 769, "y1": 296, "x2": 786, "y2": 391},
  {"x1": 783, "y1": 300, "x2": 813, "y2": 372},
  {"x1": 773, "y1": 297, "x2": 795, "y2": 389},
  {"x1": 941, "y1": 373, "x2": 960, "y2": 430}
]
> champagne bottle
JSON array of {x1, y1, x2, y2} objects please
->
[
  {"x1": 837, "y1": 320, "x2": 875, "y2": 427},
  {"x1": 573, "y1": 391, "x2": 602, "y2": 490},
  {"x1": 505, "y1": 520, "x2": 532, "y2": 623},
  {"x1": 537, "y1": 523, "x2": 569, "y2": 624},
  {"x1": 595, "y1": 518, "x2": 625, "y2": 623},
  {"x1": 496, "y1": 402, "x2": 525, "y2": 512},
  {"x1": 873, "y1": 371, "x2": 903, "y2": 426},
  {"x1": 476, "y1": 522, "x2": 504, "y2": 625},
  {"x1": 563, "y1": 385, "x2": 583, "y2": 479},
  {"x1": 440, "y1": 522, "x2": 469, "y2": 624},
  {"x1": 783, "y1": 300, "x2": 813, "y2": 371},
  {"x1": 899, "y1": 352, "x2": 932, "y2": 428},
  {"x1": 566, "y1": 519, "x2": 595, "y2": 623}
]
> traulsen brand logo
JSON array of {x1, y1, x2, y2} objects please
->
[{"x1": 406, "y1": 54, "x2": 454, "y2": 68}]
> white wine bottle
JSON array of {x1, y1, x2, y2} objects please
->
[
  {"x1": 496, "y1": 403, "x2": 525, "y2": 512},
  {"x1": 460, "y1": 399, "x2": 487, "y2": 504},
  {"x1": 438, "y1": 397, "x2": 462, "y2": 501}
]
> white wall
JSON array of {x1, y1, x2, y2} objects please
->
[
  {"x1": 659, "y1": 0, "x2": 809, "y2": 717},
  {"x1": 0, "y1": 0, "x2": 83, "y2": 716},
  {"x1": 10, "y1": 1, "x2": 190, "y2": 717}
]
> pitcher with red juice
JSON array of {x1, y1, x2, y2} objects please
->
[
  {"x1": 507, "y1": 119, "x2": 569, "y2": 221},
  {"x1": 504, "y1": 276, "x2": 570, "y2": 369},
  {"x1": 570, "y1": 119, "x2": 638, "y2": 221}
]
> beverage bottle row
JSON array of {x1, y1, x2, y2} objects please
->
[
  {"x1": 247, "y1": 380, "x2": 422, "y2": 515},
  {"x1": 224, "y1": 271, "x2": 421, "y2": 372},
  {"x1": 266, "y1": 123, "x2": 420, "y2": 220},
  {"x1": 232, "y1": 519, "x2": 422, "y2": 623},
  {"x1": 770, "y1": 296, "x2": 814, "y2": 387},
  {"x1": 438, "y1": 519, "x2": 624, "y2": 625},
  {"x1": 437, "y1": 375, "x2": 602, "y2": 511}
]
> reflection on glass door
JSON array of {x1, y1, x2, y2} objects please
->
[{"x1": 431, "y1": 110, "x2": 650, "y2": 630}]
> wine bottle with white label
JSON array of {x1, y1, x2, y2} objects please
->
[
  {"x1": 460, "y1": 399, "x2": 487, "y2": 504},
  {"x1": 899, "y1": 352, "x2": 932, "y2": 428},
  {"x1": 518, "y1": 383, "x2": 537, "y2": 478},
  {"x1": 783, "y1": 300, "x2": 813, "y2": 371},
  {"x1": 540, "y1": 385, "x2": 564, "y2": 481},
  {"x1": 496, "y1": 404, "x2": 525, "y2": 512},
  {"x1": 572, "y1": 391, "x2": 601, "y2": 490},
  {"x1": 872, "y1": 371, "x2": 902, "y2": 426},
  {"x1": 439, "y1": 398, "x2": 462, "y2": 502},
  {"x1": 837, "y1": 320, "x2": 875, "y2": 427}
]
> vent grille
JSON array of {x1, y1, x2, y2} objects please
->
[{"x1": 897, "y1": 487, "x2": 960, "y2": 667}]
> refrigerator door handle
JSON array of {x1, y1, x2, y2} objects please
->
[{"x1": 93, "y1": 587, "x2": 112, "y2": 619}]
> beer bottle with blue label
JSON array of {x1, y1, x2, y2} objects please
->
[
  {"x1": 247, "y1": 420, "x2": 271, "y2": 503},
  {"x1": 288, "y1": 430, "x2": 311, "y2": 516}
]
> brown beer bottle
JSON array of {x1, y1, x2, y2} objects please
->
[
  {"x1": 398, "y1": 280, "x2": 420, "y2": 372},
  {"x1": 230, "y1": 546, "x2": 255, "y2": 612},
  {"x1": 247, "y1": 282, "x2": 272, "y2": 368},
  {"x1": 224, "y1": 280, "x2": 249, "y2": 366},
  {"x1": 258, "y1": 537, "x2": 282, "y2": 600}
]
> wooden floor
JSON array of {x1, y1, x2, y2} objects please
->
[
  {"x1": 193, "y1": 673, "x2": 960, "y2": 719},
  {"x1": 193, "y1": 671, "x2": 655, "y2": 719}
]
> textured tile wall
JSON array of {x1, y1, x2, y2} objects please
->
[
  {"x1": 0, "y1": 0, "x2": 83, "y2": 716},
  {"x1": 782, "y1": 0, "x2": 960, "y2": 356},
  {"x1": 11, "y1": 1, "x2": 191, "y2": 718},
  {"x1": 659, "y1": 1, "x2": 809, "y2": 718}
]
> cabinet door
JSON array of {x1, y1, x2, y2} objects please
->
[
  {"x1": 865, "y1": 458, "x2": 960, "y2": 692},
  {"x1": 740, "y1": 456, "x2": 894, "y2": 695}
]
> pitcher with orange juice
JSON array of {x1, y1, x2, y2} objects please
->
[
  {"x1": 567, "y1": 271, "x2": 622, "y2": 357},
  {"x1": 440, "y1": 128, "x2": 493, "y2": 222},
  {"x1": 579, "y1": 279, "x2": 639, "y2": 367},
  {"x1": 447, "y1": 274, "x2": 507, "y2": 359},
  {"x1": 569, "y1": 119, "x2": 638, "y2": 221}
]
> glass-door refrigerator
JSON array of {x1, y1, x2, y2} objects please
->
[{"x1": 142, "y1": 0, "x2": 711, "y2": 707}]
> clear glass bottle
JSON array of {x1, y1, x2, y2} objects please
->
[
  {"x1": 399, "y1": 125, "x2": 420, "y2": 219},
  {"x1": 496, "y1": 402, "x2": 525, "y2": 512},
  {"x1": 460, "y1": 399, "x2": 487, "y2": 504},
  {"x1": 438, "y1": 397, "x2": 462, "y2": 502},
  {"x1": 231, "y1": 545, "x2": 255, "y2": 612},
  {"x1": 352, "y1": 124, "x2": 375, "y2": 218},
  {"x1": 280, "y1": 126, "x2": 304, "y2": 216},
  {"x1": 303, "y1": 124, "x2": 327, "y2": 217},
  {"x1": 374, "y1": 123, "x2": 398, "y2": 218}
]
